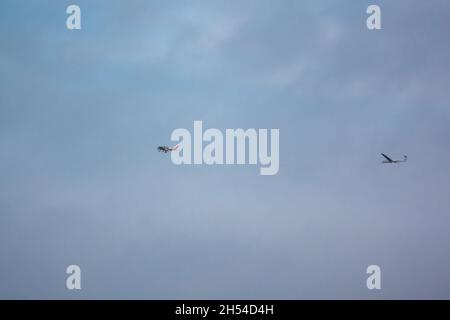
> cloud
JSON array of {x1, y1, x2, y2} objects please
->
[{"x1": 1, "y1": 0, "x2": 450, "y2": 299}]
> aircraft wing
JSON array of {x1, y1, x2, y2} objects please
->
[{"x1": 381, "y1": 153, "x2": 394, "y2": 162}]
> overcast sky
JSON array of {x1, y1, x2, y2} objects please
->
[{"x1": 1, "y1": 0, "x2": 450, "y2": 299}]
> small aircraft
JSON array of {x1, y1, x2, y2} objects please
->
[
  {"x1": 381, "y1": 153, "x2": 407, "y2": 164},
  {"x1": 157, "y1": 144, "x2": 179, "y2": 153}
]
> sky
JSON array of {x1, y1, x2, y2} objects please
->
[{"x1": 1, "y1": 0, "x2": 450, "y2": 299}]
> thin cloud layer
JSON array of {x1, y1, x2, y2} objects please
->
[{"x1": 1, "y1": 0, "x2": 450, "y2": 298}]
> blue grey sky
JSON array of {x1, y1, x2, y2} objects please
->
[{"x1": 1, "y1": 0, "x2": 450, "y2": 299}]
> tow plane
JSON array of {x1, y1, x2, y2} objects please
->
[{"x1": 158, "y1": 144, "x2": 179, "y2": 153}]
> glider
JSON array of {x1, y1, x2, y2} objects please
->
[
  {"x1": 381, "y1": 153, "x2": 407, "y2": 164},
  {"x1": 158, "y1": 144, "x2": 179, "y2": 153}
]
